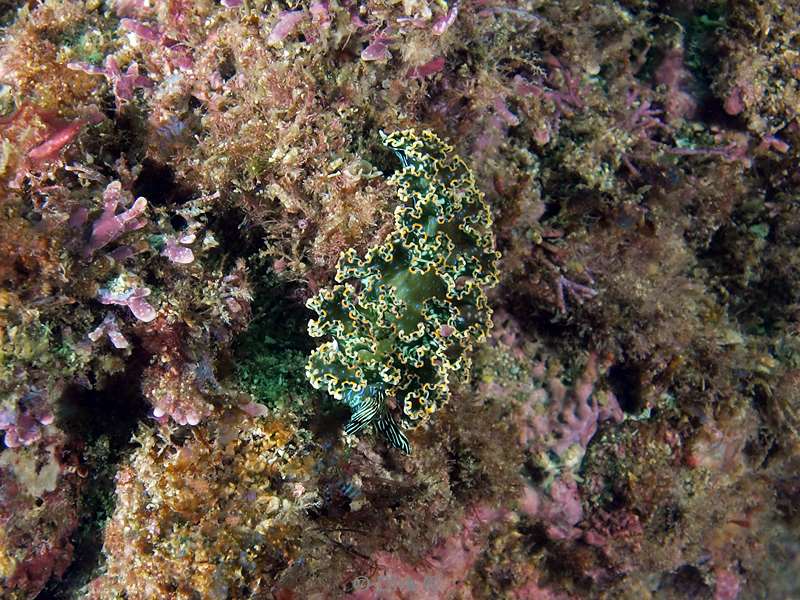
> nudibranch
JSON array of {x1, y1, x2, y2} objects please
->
[{"x1": 306, "y1": 129, "x2": 500, "y2": 453}]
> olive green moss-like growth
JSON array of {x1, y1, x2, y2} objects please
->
[{"x1": 306, "y1": 130, "x2": 500, "y2": 453}]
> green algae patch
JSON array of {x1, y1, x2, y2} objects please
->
[{"x1": 234, "y1": 274, "x2": 316, "y2": 414}]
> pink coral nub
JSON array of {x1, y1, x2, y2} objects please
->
[
  {"x1": 85, "y1": 181, "x2": 148, "y2": 256},
  {"x1": 268, "y1": 10, "x2": 306, "y2": 44},
  {"x1": 98, "y1": 286, "x2": 157, "y2": 322}
]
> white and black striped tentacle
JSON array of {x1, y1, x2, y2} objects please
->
[
  {"x1": 344, "y1": 388, "x2": 411, "y2": 453},
  {"x1": 376, "y1": 405, "x2": 411, "y2": 454},
  {"x1": 344, "y1": 391, "x2": 382, "y2": 436}
]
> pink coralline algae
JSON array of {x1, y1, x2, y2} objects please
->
[
  {"x1": 577, "y1": 506, "x2": 646, "y2": 581},
  {"x1": 161, "y1": 232, "x2": 195, "y2": 264},
  {"x1": 514, "y1": 353, "x2": 622, "y2": 541},
  {"x1": 117, "y1": 260, "x2": 251, "y2": 425},
  {"x1": 346, "y1": 506, "x2": 506, "y2": 600},
  {"x1": 113, "y1": 0, "x2": 151, "y2": 18},
  {"x1": 310, "y1": 1, "x2": 331, "y2": 30},
  {"x1": 0, "y1": 391, "x2": 54, "y2": 448},
  {"x1": 98, "y1": 286, "x2": 157, "y2": 323},
  {"x1": 268, "y1": 10, "x2": 307, "y2": 45},
  {"x1": 539, "y1": 55, "x2": 587, "y2": 115},
  {"x1": 493, "y1": 95, "x2": 521, "y2": 127},
  {"x1": 87, "y1": 313, "x2": 130, "y2": 350},
  {"x1": 138, "y1": 317, "x2": 218, "y2": 426},
  {"x1": 714, "y1": 567, "x2": 741, "y2": 600},
  {"x1": 117, "y1": 17, "x2": 194, "y2": 71},
  {"x1": 67, "y1": 56, "x2": 153, "y2": 110},
  {"x1": 431, "y1": 2, "x2": 459, "y2": 35},
  {"x1": 654, "y1": 48, "x2": 698, "y2": 122},
  {"x1": 344, "y1": 504, "x2": 574, "y2": 599},
  {"x1": 27, "y1": 119, "x2": 85, "y2": 162},
  {"x1": 519, "y1": 478, "x2": 584, "y2": 541},
  {"x1": 481, "y1": 313, "x2": 623, "y2": 542},
  {"x1": 84, "y1": 181, "x2": 148, "y2": 257},
  {"x1": 360, "y1": 30, "x2": 394, "y2": 62},
  {"x1": 554, "y1": 275, "x2": 598, "y2": 313},
  {"x1": 143, "y1": 358, "x2": 210, "y2": 426},
  {"x1": 518, "y1": 354, "x2": 622, "y2": 459},
  {"x1": 756, "y1": 135, "x2": 790, "y2": 154},
  {"x1": 507, "y1": 55, "x2": 588, "y2": 146},
  {"x1": 406, "y1": 56, "x2": 445, "y2": 79},
  {"x1": 0, "y1": 105, "x2": 87, "y2": 187}
]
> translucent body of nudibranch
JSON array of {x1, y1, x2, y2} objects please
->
[{"x1": 305, "y1": 129, "x2": 500, "y2": 453}]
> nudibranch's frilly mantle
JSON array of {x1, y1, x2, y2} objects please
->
[{"x1": 306, "y1": 129, "x2": 500, "y2": 452}]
